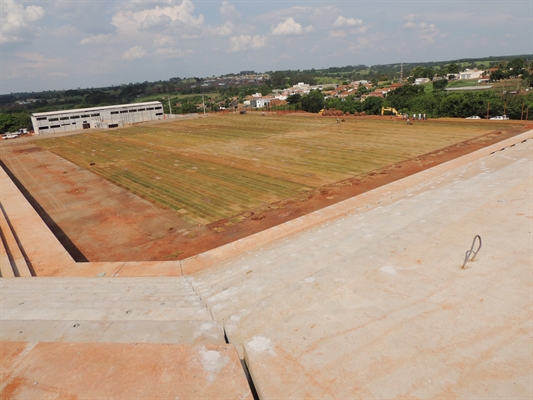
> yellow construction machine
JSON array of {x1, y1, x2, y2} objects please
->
[{"x1": 381, "y1": 107, "x2": 401, "y2": 116}]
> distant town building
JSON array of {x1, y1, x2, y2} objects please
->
[
  {"x1": 459, "y1": 68, "x2": 485, "y2": 80},
  {"x1": 31, "y1": 101, "x2": 164, "y2": 135}
]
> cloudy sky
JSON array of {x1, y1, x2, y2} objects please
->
[{"x1": 1, "y1": 0, "x2": 531, "y2": 94}]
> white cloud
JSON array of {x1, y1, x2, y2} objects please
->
[
  {"x1": 333, "y1": 16, "x2": 363, "y2": 28},
  {"x1": 15, "y1": 52, "x2": 61, "y2": 68},
  {"x1": 402, "y1": 16, "x2": 442, "y2": 44},
  {"x1": 209, "y1": 21, "x2": 235, "y2": 37},
  {"x1": 271, "y1": 17, "x2": 312, "y2": 36},
  {"x1": 229, "y1": 35, "x2": 267, "y2": 52},
  {"x1": 155, "y1": 48, "x2": 194, "y2": 58},
  {"x1": 80, "y1": 33, "x2": 114, "y2": 45},
  {"x1": 122, "y1": 46, "x2": 147, "y2": 60},
  {"x1": 140, "y1": 14, "x2": 172, "y2": 31},
  {"x1": 153, "y1": 34, "x2": 175, "y2": 47},
  {"x1": 220, "y1": 1, "x2": 241, "y2": 20},
  {"x1": 328, "y1": 30, "x2": 347, "y2": 38},
  {"x1": 112, "y1": 0, "x2": 204, "y2": 36},
  {"x1": 1, "y1": 0, "x2": 45, "y2": 43}
]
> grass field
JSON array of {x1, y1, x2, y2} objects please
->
[{"x1": 35, "y1": 115, "x2": 524, "y2": 225}]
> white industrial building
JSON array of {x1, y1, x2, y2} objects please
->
[{"x1": 31, "y1": 101, "x2": 164, "y2": 135}]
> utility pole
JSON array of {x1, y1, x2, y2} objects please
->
[
  {"x1": 168, "y1": 96, "x2": 172, "y2": 115},
  {"x1": 521, "y1": 102, "x2": 525, "y2": 120},
  {"x1": 202, "y1": 93, "x2": 206, "y2": 114}
]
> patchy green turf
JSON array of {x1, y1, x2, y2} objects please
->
[{"x1": 35, "y1": 115, "x2": 524, "y2": 225}]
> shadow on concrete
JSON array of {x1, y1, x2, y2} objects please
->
[{"x1": 0, "y1": 160, "x2": 89, "y2": 262}]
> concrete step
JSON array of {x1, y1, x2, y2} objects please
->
[
  {"x1": 0, "y1": 276, "x2": 196, "y2": 291},
  {"x1": 0, "y1": 276, "x2": 213, "y2": 322},
  {"x1": 0, "y1": 206, "x2": 32, "y2": 277},
  {"x1": 1, "y1": 341, "x2": 252, "y2": 399},
  {"x1": 0, "y1": 236, "x2": 15, "y2": 278},
  {"x1": 0, "y1": 297, "x2": 207, "y2": 310},
  {"x1": 1, "y1": 320, "x2": 225, "y2": 344},
  {"x1": 0, "y1": 306, "x2": 213, "y2": 321}
]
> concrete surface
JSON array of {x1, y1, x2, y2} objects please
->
[{"x1": 1, "y1": 342, "x2": 252, "y2": 399}]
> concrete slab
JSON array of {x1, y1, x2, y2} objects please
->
[
  {"x1": 1, "y1": 320, "x2": 225, "y2": 345},
  {"x1": 0, "y1": 277, "x2": 213, "y2": 321},
  {"x1": 51, "y1": 260, "x2": 184, "y2": 277},
  {"x1": 0, "y1": 341, "x2": 252, "y2": 399}
]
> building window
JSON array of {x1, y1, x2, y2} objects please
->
[
  {"x1": 36, "y1": 117, "x2": 47, "y2": 121},
  {"x1": 70, "y1": 116, "x2": 80, "y2": 119},
  {"x1": 60, "y1": 117, "x2": 69, "y2": 120},
  {"x1": 120, "y1": 110, "x2": 128, "y2": 114},
  {"x1": 146, "y1": 107, "x2": 154, "y2": 110},
  {"x1": 40, "y1": 126, "x2": 49, "y2": 130},
  {"x1": 155, "y1": 106, "x2": 162, "y2": 110},
  {"x1": 49, "y1": 118, "x2": 59, "y2": 121},
  {"x1": 51, "y1": 125, "x2": 60, "y2": 128},
  {"x1": 108, "y1": 123, "x2": 119, "y2": 128},
  {"x1": 129, "y1": 109, "x2": 137, "y2": 112},
  {"x1": 91, "y1": 113, "x2": 100, "y2": 117},
  {"x1": 81, "y1": 114, "x2": 90, "y2": 118},
  {"x1": 156, "y1": 112, "x2": 163, "y2": 116},
  {"x1": 111, "y1": 111, "x2": 119, "y2": 115},
  {"x1": 137, "y1": 108, "x2": 145, "y2": 111}
]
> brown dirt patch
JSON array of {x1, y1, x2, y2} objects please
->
[{"x1": 0, "y1": 123, "x2": 529, "y2": 263}]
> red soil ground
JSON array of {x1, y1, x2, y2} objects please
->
[{"x1": 1, "y1": 121, "x2": 530, "y2": 263}]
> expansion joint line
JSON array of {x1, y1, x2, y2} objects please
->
[{"x1": 180, "y1": 260, "x2": 215, "y2": 321}]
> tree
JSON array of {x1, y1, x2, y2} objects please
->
[
  {"x1": 0, "y1": 113, "x2": 19, "y2": 133},
  {"x1": 286, "y1": 94, "x2": 302, "y2": 105},
  {"x1": 432, "y1": 79, "x2": 448, "y2": 91},
  {"x1": 300, "y1": 90, "x2": 324, "y2": 113},
  {"x1": 508, "y1": 57, "x2": 525, "y2": 72},
  {"x1": 446, "y1": 64, "x2": 460, "y2": 74},
  {"x1": 361, "y1": 96, "x2": 383, "y2": 115}
]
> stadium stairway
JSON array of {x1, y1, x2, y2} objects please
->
[
  {"x1": 0, "y1": 277, "x2": 253, "y2": 398},
  {"x1": 0, "y1": 277, "x2": 221, "y2": 344}
]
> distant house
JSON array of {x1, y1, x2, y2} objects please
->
[
  {"x1": 459, "y1": 68, "x2": 485, "y2": 80},
  {"x1": 250, "y1": 97, "x2": 272, "y2": 108},
  {"x1": 414, "y1": 78, "x2": 430, "y2": 85}
]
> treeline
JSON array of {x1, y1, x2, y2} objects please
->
[{"x1": 277, "y1": 85, "x2": 533, "y2": 120}]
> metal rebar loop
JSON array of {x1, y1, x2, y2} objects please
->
[{"x1": 461, "y1": 235, "x2": 482, "y2": 269}]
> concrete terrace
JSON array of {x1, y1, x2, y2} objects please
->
[{"x1": 1, "y1": 130, "x2": 532, "y2": 398}]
